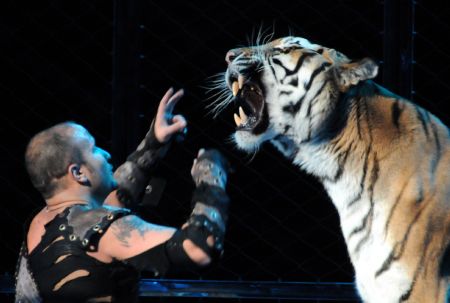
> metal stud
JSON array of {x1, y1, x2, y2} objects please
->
[
  {"x1": 69, "y1": 234, "x2": 77, "y2": 241},
  {"x1": 93, "y1": 225, "x2": 100, "y2": 231},
  {"x1": 82, "y1": 239, "x2": 89, "y2": 246},
  {"x1": 138, "y1": 158, "x2": 148, "y2": 167},
  {"x1": 59, "y1": 224, "x2": 66, "y2": 231},
  {"x1": 107, "y1": 214, "x2": 114, "y2": 220},
  {"x1": 145, "y1": 185, "x2": 152, "y2": 194}
]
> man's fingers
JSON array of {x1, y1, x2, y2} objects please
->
[
  {"x1": 164, "y1": 115, "x2": 187, "y2": 135},
  {"x1": 156, "y1": 87, "x2": 174, "y2": 118},
  {"x1": 191, "y1": 158, "x2": 197, "y2": 176},
  {"x1": 166, "y1": 89, "x2": 184, "y2": 114},
  {"x1": 172, "y1": 115, "x2": 187, "y2": 127}
]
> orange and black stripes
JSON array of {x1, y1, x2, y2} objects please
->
[
  {"x1": 391, "y1": 99, "x2": 403, "y2": 129},
  {"x1": 272, "y1": 52, "x2": 315, "y2": 77}
]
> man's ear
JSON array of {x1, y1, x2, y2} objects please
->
[
  {"x1": 334, "y1": 58, "x2": 378, "y2": 91},
  {"x1": 68, "y1": 164, "x2": 89, "y2": 185}
]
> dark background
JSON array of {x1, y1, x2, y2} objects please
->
[{"x1": 1, "y1": 0, "x2": 450, "y2": 301}]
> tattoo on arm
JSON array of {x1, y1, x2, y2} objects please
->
[{"x1": 111, "y1": 215, "x2": 148, "y2": 247}]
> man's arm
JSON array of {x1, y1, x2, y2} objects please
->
[
  {"x1": 101, "y1": 149, "x2": 231, "y2": 274},
  {"x1": 100, "y1": 215, "x2": 212, "y2": 266},
  {"x1": 106, "y1": 88, "x2": 186, "y2": 208}
]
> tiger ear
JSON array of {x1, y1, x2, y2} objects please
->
[
  {"x1": 321, "y1": 48, "x2": 349, "y2": 65},
  {"x1": 334, "y1": 58, "x2": 379, "y2": 91}
]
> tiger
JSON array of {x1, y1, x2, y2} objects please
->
[{"x1": 211, "y1": 36, "x2": 450, "y2": 302}]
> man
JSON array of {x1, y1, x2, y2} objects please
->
[{"x1": 15, "y1": 88, "x2": 231, "y2": 302}]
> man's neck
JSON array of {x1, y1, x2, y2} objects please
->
[{"x1": 46, "y1": 189, "x2": 96, "y2": 209}]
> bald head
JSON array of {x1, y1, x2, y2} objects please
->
[{"x1": 25, "y1": 122, "x2": 91, "y2": 199}]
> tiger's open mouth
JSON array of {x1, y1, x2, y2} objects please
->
[{"x1": 227, "y1": 74, "x2": 268, "y2": 134}]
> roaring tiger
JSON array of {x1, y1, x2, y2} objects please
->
[{"x1": 213, "y1": 36, "x2": 450, "y2": 302}]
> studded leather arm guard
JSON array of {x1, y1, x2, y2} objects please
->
[
  {"x1": 114, "y1": 120, "x2": 170, "y2": 209},
  {"x1": 183, "y1": 183, "x2": 229, "y2": 256},
  {"x1": 183, "y1": 149, "x2": 231, "y2": 257},
  {"x1": 191, "y1": 149, "x2": 229, "y2": 189}
]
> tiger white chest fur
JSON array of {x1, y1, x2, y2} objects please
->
[{"x1": 301, "y1": 144, "x2": 412, "y2": 302}]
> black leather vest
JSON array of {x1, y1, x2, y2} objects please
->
[{"x1": 26, "y1": 205, "x2": 138, "y2": 303}]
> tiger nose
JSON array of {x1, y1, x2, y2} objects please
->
[
  {"x1": 226, "y1": 48, "x2": 247, "y2": 65},
  {"x1": 225, "y1": 50, "x2": 237, "y2": 64}
]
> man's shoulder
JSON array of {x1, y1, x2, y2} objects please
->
[
  {"x1": 66, "y1": 205, "x2": 131, "y2": 241},
  {"x1": 102, "y1": 204, "x2": 131, "y2": 214},
  {"x1": 69, "y1": 204, "x2": 130, "y2": 219}
]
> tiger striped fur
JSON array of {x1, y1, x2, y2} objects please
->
[{"x1": 214, "y1": 36, "x2": 450, "y2": 302}]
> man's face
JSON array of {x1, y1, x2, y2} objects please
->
[{"x1": 73, "y1": 126, "x2": 117, "y2": 202}]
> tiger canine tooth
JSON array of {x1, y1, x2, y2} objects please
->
[
  {"x1": 232, "y1": 81, "x2": 239, "y2": 97},
  {"x1": 233, "y1": 113, "x2": 242, "y2": 126},
  {"x1": 238, "y1": 75, "x2": 245, "y2": 89},
  {"x1": 239, "y1": 106, "x2": 248, "y2": 122}
]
